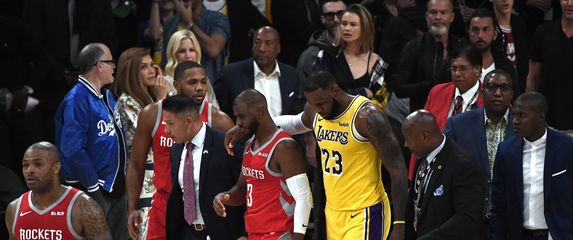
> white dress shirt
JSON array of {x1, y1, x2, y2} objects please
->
[
  {"x1": 480, "y1": 62, "x2": 496, "y2": 83},
  {"x1": 178, "y1": 123, "x2": 206, "y2": 225},
  {"x1": 254, "y1": 61, "x2": 282, "y2": 117},
  {"x1": 523, "y1": 129, "x2": 548, "y2": 230},
  {"x1": 449, "y1": 81, "x2": 480, "y2": 117}
]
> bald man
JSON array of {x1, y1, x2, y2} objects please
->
[
  {"x1": 5, "y1": 142, "x2": 111, "y2": 240},
  {"x1": 213, "y1": 89, "x2": 312, "y2": 240},
  {"x1": 402, "y1": 110, "x2": 485, "y2": 239}
]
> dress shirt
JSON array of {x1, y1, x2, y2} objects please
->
[
  {"x1": 523, "y1": 129, "x2": 547, "y2": 230},
  {"x1": 178, "y1": 122, "x2": 206, "y2": 225},
  {"x1": 254, "y1": 61, "x2": 282, "y2": 117},
  {"x1": 423, "y1": 135, "x2": 446, "y2": 193},
  {"x1": 484, "y1": 109, "x2": 509, "y2": 178},
  {"x1": 480, "y1": 63, "x2": 496, "y2": 83},
  {"x1": 449, "y1": 81, "x2": 480, "y2": 117}
]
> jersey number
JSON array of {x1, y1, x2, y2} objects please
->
[
  {"x1": 246, "y1": 183, "x2": 253, "y2": 207},
  {"x1": 322, "y1": 149, "x2": 343, "y2": 176}
]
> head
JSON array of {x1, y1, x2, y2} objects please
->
[
  {"x1": 162, "y1": 94, "x2": 202, "y2": 144},
  {"x1": 165, "y1": 29, "x2": 202, "y2": 77},
  {"x1": 401, "y1": 110, "x2": 443, "y2": 158},
  {"x1": 112, "y1": 48, "x2": 156, "y2": 106},
  {"x1": 426, "y1": 0, "x2": 455, "y2": 37},
  {"x1": 512, "y1": 92, "x2": 548, "y2": 140},
  {"x1": 22, "y1": 142, "x2": 61, "y2": 193},
  {"x1": 303, "y1": 71, "x2": 343, "y2": 120},
  {"x1": 233, "y1": 89, "x2": 269, "y2": 135},
  {"x1": 482, "y1": 69, "x2": 513, "y2": 117},
  {"x1": 174, "y1": 61, "x2": 209, "y2": 104},
  {"x1": 78, "y1": 43, "x2": 115, "y2": 84},
  {"x1": 252, "y1": 26, "x2": 281, "y2": 71},
  {"x1": 562, "y1": 0, "x2": 573, "y2": 21},
  {"x1": 449, "y1": 45, "x2": 482, "y2": 93},
  {"x1": 336, "y1": 4, "x2": 375, "y2": 53},
  {"x1": 469, "y1": 9, "x2": 498, "y2": 53},
  {"x1": 321, "y1": 0, "x2": 347, "y2": 35},
  {"x1": 491, "y1": 0, "x2": 514, "y2": 16},
  {"x1": 159, "y1": 0, "x2": 175, "y2": 12}
]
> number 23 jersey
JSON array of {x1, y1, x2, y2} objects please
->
[{"x1": 313, "y1": 96, "x2": 386, "y2": 211}]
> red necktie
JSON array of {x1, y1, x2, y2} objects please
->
[
  {"x1": 453, "y1": 96, "x2": 463, "y2": 116},
  {"x1": 183, "y1": 142, "x2": 197, "y2": 225}
]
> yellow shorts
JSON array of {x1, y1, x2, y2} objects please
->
[{"x1": 325, "y1": 201, "x2": 391, "y2": 240}]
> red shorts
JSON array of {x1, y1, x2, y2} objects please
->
[
  {"x1": 248, "y1": 231, "x2": 293, "y2": 240},
  {"x1": 145, "y1": 195, "x2": 167, "y2": 240}
]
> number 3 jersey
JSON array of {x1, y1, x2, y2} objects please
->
[
  {"x1": 242, "y1": 129, "x2": 295, "y2": 234},
  {"x1": 313, "y1": 95, "x2": 387, "y2": 211}
]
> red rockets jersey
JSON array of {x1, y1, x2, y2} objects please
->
[
  {"x1": 12, "y1": 186, "x2": 83, "y2": 240},
  {"x1": 199, "y1": 99, "x2": 212, "y2": 126},
  {"x1": 242, "y1": 129, "x2": 295, "y2": 234}
]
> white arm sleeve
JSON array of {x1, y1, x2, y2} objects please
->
[
  {"x1": 286, "y1": 173, "x2": 313, "y2": 235},
  {"x1": 272, "y1": 112, "x2": 312, "y2": 135}
]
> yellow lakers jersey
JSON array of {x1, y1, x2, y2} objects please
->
[{"x1": 313, "y1": 96, "x2": 387, "y2": 211}]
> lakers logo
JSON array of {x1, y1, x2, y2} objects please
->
[{"x1": 316, "y1": 126, "x2": 349, "y2": 145}]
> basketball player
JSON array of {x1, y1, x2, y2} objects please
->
[
  {"x1": 126, "y1": 61, "x2": 233, "y2": 239},
  {"x1": 5, "y1": 142, "x2": 111, "y2": 240},
  {"x1": 226, "y1": 71, "x2": 408, "y2": 239},
  {"x1": 213, "y1": 90, "x2": 313, "y2": 240}
]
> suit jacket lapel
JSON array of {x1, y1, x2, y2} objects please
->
[
  {"x1": 171, "y1": 143, "x2": 184, "y2": 184},
  {"x1": 245, "y1": 59, "x2": 255, "y2": 89},
  {"x1": 420, "y1": 140, "x2": 448, "y2": 216},
  {"x1": 199, "y1": 126, "x2": 213, "y2": 194},
  {"x1": 511, "y1": 137, "x2": 525, "y2": 216},
  {"x1": 473, "y1": 110, "x2": 490, "y2": 177},
  {"x1": 543, "y1": 128, "x2": 554, "y2": 203},
  {"x1": 505, "y1": 112, "x2": 515, "y2": 139},
  {"x1": 277, "y1": 63, "x2": 290, "y2": 114}
]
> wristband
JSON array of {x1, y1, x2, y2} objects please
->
[{"x1": 393, "y1": 220, "x2": 405, "y2": 225}]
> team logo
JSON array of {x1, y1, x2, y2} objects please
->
[{"x1": 315, "y1": 126, "x2": 348, "y2": 145}]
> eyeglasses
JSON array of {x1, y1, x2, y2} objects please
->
[
  {"x1": 95, "y1": 59, "x2": 116, "y2": 66},
  {"x1": 484, "y1": 83, "x2": 512, "y2": 93},
  {"x1": 448, "y1": 66, "x2": 473, "y2": 73},
  {"x1": 322, "y1": 10, "x2": 345, "y2": 20},
  {"x1": 427, "y1": 10, "x2": 452, "y2": 17}
]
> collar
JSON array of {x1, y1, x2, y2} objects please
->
[
  {"x1": 484, "y1": 108, "x2": 510, "y2": 126},
  {"x1": 254, "y1": 60, "x2": 281, "y2": 78},
  {"x1": 78, "y1": 75, "x2": 103, "y2": 99},
  {"x1": 455, "y1": 80, "x2": 480, "y2": 105},
  {"x1": 189, "y1": 122, "x2": 206, "y2": 149},
  {"x1": 524, "y1": 128, "x2": 547, "y2": 146},
  {"x1": 427, "y1": 134, "x2": 446, "y2": 164}
]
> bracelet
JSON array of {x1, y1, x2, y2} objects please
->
[{"x1": 393, "y1": 220, "x2": 405, "y2": 225}]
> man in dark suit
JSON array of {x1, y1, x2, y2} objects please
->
[
  {"x1": 491, "y1": 92, "x2": 573, "y2": 240},
  {"x1": 162, "y1": 95, "x2": 244, "y2": 239},
  {"x1": 215, "y1": 26, "x2": 303, "y2": 118},
  {"x1": 402, "y1": 110, "x2": 485, "y2": 239},
  {"x1": 444, "y1": 69, "x2": 515, "y2": 224}
]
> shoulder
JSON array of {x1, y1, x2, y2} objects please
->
[
  {"x1": 533, "y1": 20, "x2": 559, "y2": 38},
  {"x1": 548, "y1": 128, "x2": 573, "y2": 147},
  {"x1": 273, "y1": 137, "x2": 300, "y2": 154},
  {"x1": 429, "y1": 82, "x2": 454, "y2": 95},
  {"x1": 278, "y1": 61, "x2": 297, "y2": 73},
  {"x1": 222, "y1": 59, "x2": 251, "y2": 72}
]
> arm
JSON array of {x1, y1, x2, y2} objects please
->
[
  {"x1": 189, "y1": 23, "x2": 228, "y2": 59},
  {"x1": 144, "y1": 1, "x2": 162, "y2": 42},
  {"x1": 125, "y1": 104, "x2": 156, "y2": 239},
  {"x1": 213, "y1": 174, "x2": 247, "y2": 217},
  {"x1": 75, "y1": 193, "x2": 112, "y2": 240},
  {"x1": 212, "y1": 108, "x2": 235, "y2": 131},
  {"x1": 5, "y1": 199, "x2": 17, "y2": 240},
  {"x1": 355, "y1": 104, "x2": 407, "y2": 240},
  {"x1": 525, "y1": 60, "x2": 541, "y2": 92},
  {"x1": 274, "y1": 140, "x2": 313, "y2": 240}
]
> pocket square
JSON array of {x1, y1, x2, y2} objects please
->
[
  {"x1": 433, "y1": 185, "x2": 444, "y2": 196},
  {"x1": 552, "y1": 169, "x2": 567, "y2": 177},
  {"x1": 289, "y1": 91, "x2": 294, "y2": 97}
]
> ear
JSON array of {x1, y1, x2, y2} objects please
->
[
  {"x1": 173, "y1": 80, "x2": 181, "y2": 92},
  {"x1": 320, "y1": 15, "x2": 327, "y2": 25},
  {"x1": 52, "y1": 161, "x2": 61, "y2": 175},
  {"x1": 185, "y1": 115, "x2": 195, "y2": 131}
]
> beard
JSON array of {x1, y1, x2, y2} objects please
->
[
  {"x1": 322, "y1": 99, "x2": 341, "y2": 120},
  {"x1": 428, "y1": 24, "x2": 448, "y2": 37}
]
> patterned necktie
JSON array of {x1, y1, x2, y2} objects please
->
[
  {"x1": 453, "y1": 96, "x2": 464, "y2": 116},
  {"x1": 183, "y1": 142, "x2": 197, "y2": 225}
]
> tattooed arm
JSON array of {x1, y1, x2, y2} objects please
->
[
  {"x1": 355, "y1": 103, "x2": 408, "y2": 240},
  {"x1": 73, "y1": 193, "x2": 112, "y2": 240}
]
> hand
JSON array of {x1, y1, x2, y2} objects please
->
[
  {"x1": 179, "y1": 0, "x2": 193, "y2": 26},
  {"x1": 127, "y1": 209, "x2": 142, "y2": 239},
  {"x1": 388, "y1": 224, "x2": 405, "y2": 240},
  {"x1": 152, "y1": 66, "x2": 168, "y2": 100},
  {"x1": 526, "y1": 0, "x2": 552, "y2": 12},
  {"x1": 365, "y1": 88, "x2": 374, "y2": 98},
  {"x1": 304, "y1": 134, "x2": 317, "y2": 168},
  {"x1": 461, "y1": 6, "x2": 476, "y2": 23},
  {"x1": 224, "y1": 126, "x2": 242, "y2": 156},
  {"x1": 213, "y1": 193, "x2": 230, "y2": 217}
]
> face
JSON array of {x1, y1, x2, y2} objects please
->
[
  {"x1": 426, "y1": 0, "x2": 455, "y2": 37},
  {"x1": 22, "y1": 149, "x2": 59, "y2": 192},
  {"x1": 233, "y1": 102, "x2": 258, "y2": 135},
  {"x1": 304, "y1": 88, "x2": 337, "y2": 119},
  {"x1": 160, "y1": 0, "x2": 175, "y2": 11},
  {"x1": 340, "y1": 12, "x2": 362, "y2": 43},
  {"x1": 252, "y1": 28, "x2": 280, "y2": 70},
  {"x1": 175, "y1": 38, "x2": 198, "y2": 63},
  {"x1": 321, "y1": 1, "x2": 346, "y2": 31},
  {"x1": 512, "y1": 102, "x2": 544, "y2": 139},
  {"x1": 483, "y1": 73, "x2": 513, "y2": 116},
  {"x1": 402, "y1": 124, "x2": 427, "y2": 158},
  {"x1": 174, "y1": 67, "x2": 208, "y2": 104},
  {"x1": 140, "y1": 55, "x2": 157, "y2": 87},
  {"x1": 469, "y1": 17, "x2": 497, "y2": 52},
  {"x1": 492, "y1": 0, "x2": 514, "y2": 15},
  {"x1": 97, "y1": 46, "x2": 116, "y2": 84},
  {"x1": 562, "y1": 0, "x2": 573, "y2": 21},
  {"x1": 163, "y1": 110, "x2": 194, "y2": 143},
  {"x1": 450, "y1": 56, "x2": 480, "y2": 93}
]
